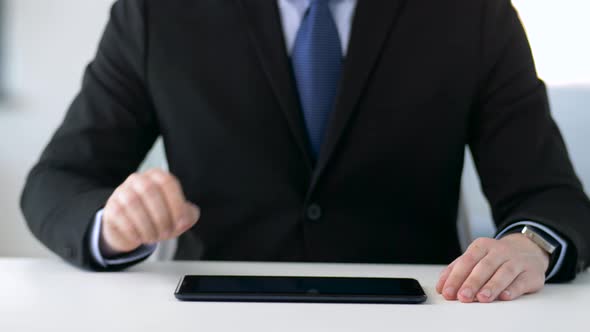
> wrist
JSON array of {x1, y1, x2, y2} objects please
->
[
  {"x1": 523, "y1": 233, "x2": 551, "y2": 271},
  {"x1": 497, "y1": 223, "x2": 568, "y2": 281},
  {"x1": 500, "y1": 228, "x2": 558, "y2": 275},
  {"x1": 501, "y1": 233, "x2": 550, "y2": 272},
  {"x1": 99, "y1": 230, "x2": 126, "y2": 258},
  {"x1": 99, "y1": 220, "x2": 138, "y2": 258}
]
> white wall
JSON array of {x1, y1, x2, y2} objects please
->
[
  {"x1": 0, "y1": 0, "x2": 588, "y2": 257},
  {"x1": 513, "y1": 0, "x2": 590, "y2": 86},
  {"x1": 0, "y1": 0, "x2": 114, "y2": 257}
]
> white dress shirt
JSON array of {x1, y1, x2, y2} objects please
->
[{"x1": 90, "y1": 0, "x2": 566, "y2": 280}]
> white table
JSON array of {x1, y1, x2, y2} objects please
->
[{"x1": 0, "y1": 258, "x2": 588, "y2": 332}]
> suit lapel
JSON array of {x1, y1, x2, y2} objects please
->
[
  {"x1": 238, "y1": 0, "x2": 314, "y2": 171},
  {"x1": 312, "y1": 0, "x2": 408, "y2": 186}
]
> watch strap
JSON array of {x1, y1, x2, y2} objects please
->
[{"x1": 503, "y1": 225, "x2": 562, "y2": 277}]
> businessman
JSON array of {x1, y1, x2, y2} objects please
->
[{"x1": 21, "y1": 0, "x2": 590, "y2": 303}]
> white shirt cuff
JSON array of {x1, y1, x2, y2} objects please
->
[
  {"x1": 496, "y1": 221, "x2": 567, "y2": 281},
  {"x1": 90, "y1": 209, "x2": 157, "y2": 267}
]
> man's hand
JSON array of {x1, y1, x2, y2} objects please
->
[
  {"x1": 436, "y1": 234, "x2": 550, "y2": 303},
  {"x1": 101, "y1": 169, "x2": 200, "y2": 255}
]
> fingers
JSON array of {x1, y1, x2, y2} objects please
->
[
  {"x1": 440, "y1": 235, "x2": 549, "y2": 303},
  {"x1": 127, "y1": 173, "x2": 175, "y2": 241},
  {"x1": 498, "y1": 271, "x2": 544, "y2": 301},
  {"x1": 102, "y1": 169, "x2": 200, "y2": 254},
  {"x1": 102, "y1": 201, "x2": 143, "y2": 253},
  {"x1": 173, "y1": 203, "x2": 200, "y2": 237},
  {"x1": 441, "y1": 239, "x2": 489, "y2": 300},
  {"x1": 113, "y1": 181, "x2": 157, "y2": 241},
  {"x1": 458, "y1": 253, "x2": 509, "y2": 303},
  {"x1": 146, "y1": 170, "x2": 193, "y2": 233},
  {"x1": 436, "y1": 258, "x2": 458, "y2": 294},
  {"x1": 475, "y1": 261, "x2": 521, "y2": 303}
]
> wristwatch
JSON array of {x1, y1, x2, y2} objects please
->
[
  {"x1": 521, "y1": 226, "x2": 558, "y2": 255},
  {"x1": 517, "y1": 225, "x2": 562, "y2": 276}
]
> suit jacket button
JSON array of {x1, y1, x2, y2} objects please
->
[{"x1": 306, "y1": 204, "x2": 322, "y2": 222}]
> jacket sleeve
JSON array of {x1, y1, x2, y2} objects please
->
[
  {"x1": 20, "y1": 0, "x2": 158, "y2": 271},
  {"x1": 468, "y1": 0, "x2": 590, "y2": 282}
]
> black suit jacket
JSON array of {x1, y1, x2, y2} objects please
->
[{"x1": 21, "y1": 0, "x2": 590, "y2": 280}]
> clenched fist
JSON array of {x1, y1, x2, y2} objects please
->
[{"x1": 100, "y1": 169, "x2": 200, "y2": 255}]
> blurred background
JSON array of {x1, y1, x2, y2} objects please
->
[{"x1": 0, "y1": 0, "x2": 588, "y2": 258}]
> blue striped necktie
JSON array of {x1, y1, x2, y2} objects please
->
[{"x1": 292, "y1": 0, "x2": 343, "y2": 159}]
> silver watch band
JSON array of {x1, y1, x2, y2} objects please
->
[{"x1": 521, "y1": 226, "x2": 557, "y2": 255}]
